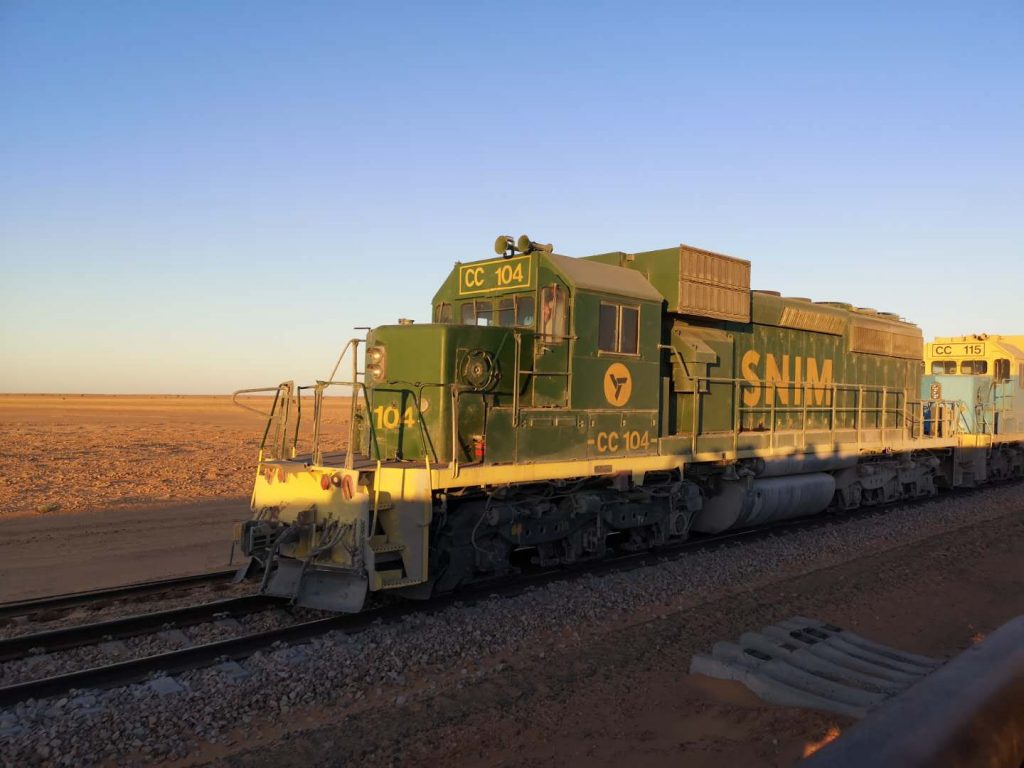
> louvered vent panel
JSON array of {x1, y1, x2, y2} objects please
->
[{"x1": 677, "y1": 244, "x2": 751, "y2": 322}]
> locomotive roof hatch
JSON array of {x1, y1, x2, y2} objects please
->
[{"x1": 545, "y1": 253, "x2": 663, "y2": 303}]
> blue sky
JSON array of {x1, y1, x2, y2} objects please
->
[{"x1": 1, "y1": 0, "x2": 1021, "y2": 393}]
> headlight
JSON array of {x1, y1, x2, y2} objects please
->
[{"x1": 365, "y1": 345, "x2": 386, "y2": 381}]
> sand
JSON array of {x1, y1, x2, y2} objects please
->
[
  {"x1": 0, "y1": 395, "x2": 264, "y2": 518},
  {"x1": 0, "y1": 394, "x2": 348, "y2": 600}
]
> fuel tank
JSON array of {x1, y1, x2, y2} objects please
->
[{"x1": 691, "y1": 473, "x2": 836, "y2": 534}]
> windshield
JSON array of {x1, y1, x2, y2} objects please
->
[{"x1": 440, "y1": 294, "x2": 535, "y2": 327}]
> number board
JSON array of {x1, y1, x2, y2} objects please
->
[
  {"x1": 458, "y1": 255, "x2": 532, "y2": 296},
  {"x1": 931, "y1": 342, "x2": 986, "y2": 358}
]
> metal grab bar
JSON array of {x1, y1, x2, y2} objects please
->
[
  {"x1": 513, "y1": 332, "x2": 521, "y2": 427},
  {"x1": 319, "y1": 338, "x2": 368, "y2": 469},
  {"x1": 232, "y1": 382, "x2": 294, "y2": 462},
  {"x1": 450, "y1": 385, "x2": 459, "y2": 478},
  {"x1": 681, "y1": 372, "x2": 976, "y2": 448},
  {"x1": 231, "y1": 385, "x2": 285, "y2": 418}
]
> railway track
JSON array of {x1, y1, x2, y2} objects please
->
[
  {"x1": 0, "y1": 594, "x2": 281, "y2": 663},
  {"x1": 0, "y1": 481, "x2": 1014, "y2": 710},
  {"x1": 0, "y1": 569, "x2": 238, "y2": 622},
  {"x1": 0, "y1": 500, "x2": 906, "y2": 708}
]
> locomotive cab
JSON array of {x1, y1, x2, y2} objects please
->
[
  {"x1": 923, "y1": 334, "x2": 1024, "y2": 437},
  {"x1": 236, "y1": 238, "x2": 680, "y2": 611},
  {"x1": 362, "y1": 244, "x2": 666, "y2": 469}
]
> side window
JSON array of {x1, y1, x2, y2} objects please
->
[
  {"x1": 620, "y1": 306, "x2": 639, "y2": 354},
  {"x1": 1019, "y1": 363, "x2": 1024, "y2": 388},
  {"x1": 995, "y1": 358, "x2": 1010, "y2": 381},
  {"x1": 598, "y1": 302, "x2": 640, "y2": 355},
  {"x1": 598, "y1": 304, "x2": 617, "y2": 351},
  {"x1": 516, "y1": 296, "x2": 535, "y2": 327},
  {"x1": 540, "y1": 285, "x2": 566, "y2": 342},
  {"x1": 435, "y1": 303, "x2": 452, "y2": 324}
]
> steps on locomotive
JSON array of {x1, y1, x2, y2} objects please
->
[
  {"x1": 372, "y1": 570, "x2": 422, "y2": 590},
  {"x1": 369, "y1": 536, "x2": 406, "y2": 554},
  {"x1": 367, "y1": 532, "x2": 415, "y2": 590}
]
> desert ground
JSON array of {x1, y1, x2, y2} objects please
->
[{"x1": 0, "y1": 394, "x2": 347, "y2": 600}]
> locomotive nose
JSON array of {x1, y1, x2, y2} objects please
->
[{"x1": 364, "y1": 322, "x2": 514, "y2": 463}]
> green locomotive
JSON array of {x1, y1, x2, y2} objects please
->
[{"x1": 234, "y1": 236, "x2": 1022, "y2": 611}]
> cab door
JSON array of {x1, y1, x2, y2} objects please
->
[{"x1": 532, "y1": 281, "x2": 570, "y2": 407}]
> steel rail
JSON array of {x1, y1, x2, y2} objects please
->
[
  {"x1": 0, "y1": 569, "x2": 238, "y2": 621},
  {"x1": 0, "y1": 594, "x2": 282, "y2": 663},
  {"x1": 0, "y1": 607, "x2": 401, "y2": 708}
]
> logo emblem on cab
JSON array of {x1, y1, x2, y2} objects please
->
[{"x1": 603, "y1": 363, "x2": 632, "y2": 407}]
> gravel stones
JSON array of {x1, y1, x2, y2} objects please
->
[
  {"x1": 155, "y1": 629, "x2": 191, "y2": 647},
  {"x1": 148, "y1": 677, "x2": 186, "y2": 696},
  {"x1": 213, "y1": 661, "x2": 249, "y2": 684},
  {"x1": 0, "y1": 485, "x2": 1021, "y2": 766},
  {"x1": 96, "y1": 641, "x2": 128, "y2": 657}
]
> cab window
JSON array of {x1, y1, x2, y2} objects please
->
[
  {"x1": 598, "y1": 301, "x2": 640, "y2": 355},
  {"x1": 931, "y1": 361, "x2": 956, "y2": 374},
  {"x1": 961, "y1": 360, "x2": 987, "y2": 374},
  {"x1": 499, "y1": 296, "x2": 535, "y2": 327},
  {"x1": 474, "y1": 301, "x2": 492, "y2": 326},
  {"x1": 540, "y1": 285, "x2": 566, "y2": 342},
  {"x1": 598, "y1": 304, "x2": 617, "y2": 351},
  {"x1": 435, "y1": 303, "x2": 452, "y2": 324},
  {"x1": 459, "y1": 296, "x2": 535, "y2": 328},
  {"x1": 516, "y1": 296, "x2": 535, "y2": 327},
  {"x1": 459, "y1": 301, "x2": 492, "y2": 325},
  {"x1": 995, "y1": 358, "x2": 1010, "y2": 381},
  {"x1": 497, "y1": 298, "x2": 515, "y2": 327},
  {"x1": 620, "y1": 306, "x2": 639, "y2": 354}
]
